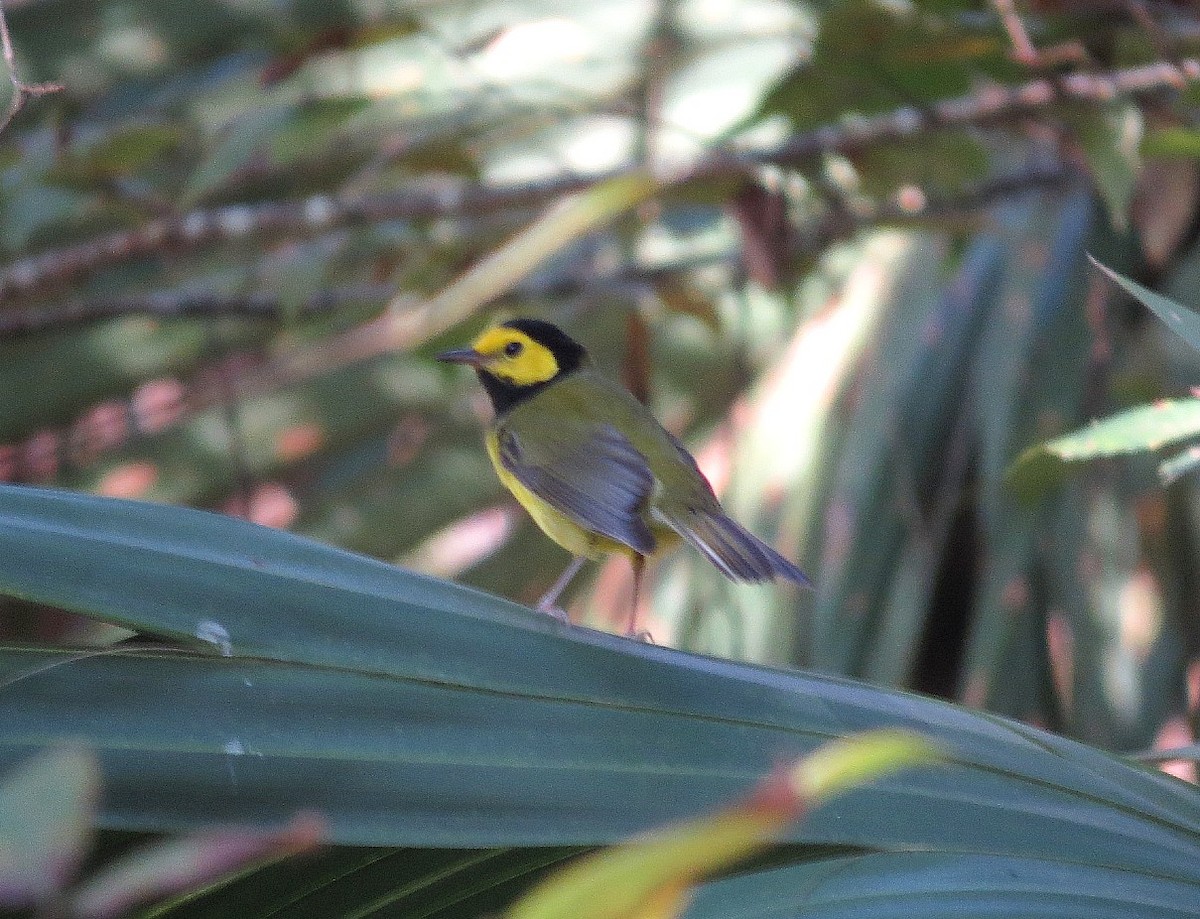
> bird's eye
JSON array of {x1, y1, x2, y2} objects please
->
[{"x1": 504, "y1": 341, "x2": 523, "y2": 357}]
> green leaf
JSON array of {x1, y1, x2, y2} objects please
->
[
  {"x1": 1009, "y1": 399, "x2": 1200, "y2": 496},
  {"x1": 0, "y1": 483, "x2": 1197, "y2": 910},
  {"x1": 267, "y1": 97, "x2": 373, "y2": 167},
  {"x1": 149, "y1": 844, "x2": 580, "y2": 918},
  {"x1": 685, "y1": 852, "x2": 1200, "y2": 919},
  {"x1": 1159, "y1": 444, "x2": 1200, "y2": 485},
  {"x1": 0, "y1": 746, "x2": 99, "y2": 908},
  {"x1": 755, "y1": 0, "x2": 989, "y2": 127},
  {"x1": 1090, "y1": 256, "x2": 1200, "y2": 352},
  {"x1": 1066, "y1": 104, "x2": 1142, "y2": 229},
  {"x1": 183, "y1": 103, "x2": 298, "y2": 205},
  {"x1": 47, "y1": 124, "x2": 187, "y2": 185},
  {"x1": 1142, "y1": 126, "x2": 1200, "y2": 157}
]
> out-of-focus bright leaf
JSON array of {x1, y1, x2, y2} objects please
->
[
  {"x1": 0, "y1": 746, "x2": 99, "y2": 909},
  {"x1": 756, "y1": 0, "x2": 980, "y2": 126},
  {"x1": 504, "y1": 732, "x2": 938, "y2": 919},
  {"x1": 68, "y1": 813, "x2": 324, "y2": 919},
  {"x1": 260, "y1": 17, "x2": 420, "y2": 85},
  {"x1": 1159, "y1": 443, "x2": 1200, "y2": 484},
  {"x1": 1009, "y1": 399, "x2": 1200, "y2": 496}
]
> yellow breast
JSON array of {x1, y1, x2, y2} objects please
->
[
  {"x1": 485, "y1": 430, "x2": 681, "y2": 561},
  {"x1": 486, "y1": 432, "x2": 614, "y2": 558}
]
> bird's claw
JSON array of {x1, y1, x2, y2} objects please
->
[{"x1": 535, "y1": 601, "x2": 570, "y2": 624}]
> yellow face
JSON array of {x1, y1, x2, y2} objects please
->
[{"x1": 469, "y1": 326, "x2": 561, "y2": 386}]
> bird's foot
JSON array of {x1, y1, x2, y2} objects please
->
[
  {"x1": 625, "y1": 628, "x2": 655, "y2": 643},
  {"x1": 535, "y1": 600, "x2": 571, "y2": 624}
]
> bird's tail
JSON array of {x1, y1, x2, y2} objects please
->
[{"x1": 664, "y1": 508, "x2": 811, "y2": 587}]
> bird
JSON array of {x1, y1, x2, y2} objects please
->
[{"x1": 437, "y1": 317, "x2": 811, "y2": 635}]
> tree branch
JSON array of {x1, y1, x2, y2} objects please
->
[
  {"x1": 0, "y1": 56, "x2": 1188, "y2": 304},
  {"x1": 0, "y1": 164, "x2": 1072, "y2": 341},
  {"x1": 0, "y1": 283, "x2": 393, "y2": 337}
]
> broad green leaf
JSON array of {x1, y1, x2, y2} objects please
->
[
  {"x1": 151, "y1": 844, "x2": 581, "y2": 918},
  {"x1": 1090, "y1": 256, "x2": 1200, "y2": 352},
  {"x1": 0, "y1": 485, "x2": 1197, "y2": 887},
  {"x1": 685, "y1": 852, "x2": 1200, "y2": 919},
  {"x1": 0, "y1": 746, "x2": 99, "y2": 908}
]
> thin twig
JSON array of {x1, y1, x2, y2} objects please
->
[
  {"x1": 0, "y1": 0, "x2": 61, "y2": 136},
  {"x1": 989, "y1": 0, "x2": 1090, "y2": 69}
]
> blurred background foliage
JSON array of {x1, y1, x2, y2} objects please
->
[{"x1": 2, "y1": 0, "x2": 1200, "y2": 768}]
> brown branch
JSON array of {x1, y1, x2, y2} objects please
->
[
  {"x1": 0, "y1": 0, "x2": 61, "y2": 136},
  {"x1": 989, "y1": 0, "x2": 1090, "y2": 69},
  {"x1": 0, "y1": 56, "x2": 1193, "y2": 305},
  {"x1": 0, "y1": 180, "x2": 591, "y2": 304},
  {"x1": 0, "y1": 283, "x2": 392, "y2": 338},
  {"x1": 0, "y1": 164, "x2": 1073, "y2": 345},
  {"x1": 757, "y1": 57, "x2": 1200, "y2": 165}
]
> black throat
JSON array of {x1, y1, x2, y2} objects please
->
[{"x1": 477, "y1": 371, "x2": 559, "y2": 416}]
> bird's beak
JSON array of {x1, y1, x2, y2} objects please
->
[{"x1": 435, "y1": 347, "x2": 485, "y2": 366}]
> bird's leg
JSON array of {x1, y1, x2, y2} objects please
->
[
  {"x1": 536, "y1": 556, "x2": 586, "y2": 622},
  {"x1": 626, "y1": 554, "x2": 653, "y2": 642}
]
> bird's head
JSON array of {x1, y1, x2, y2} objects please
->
[{"x1": 436, "y1": 318, "x2": 588, "y2": 412}]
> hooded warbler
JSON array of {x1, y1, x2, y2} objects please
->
[{"x1": 437, "y1": 318, "x2": 811, "y2": 633}]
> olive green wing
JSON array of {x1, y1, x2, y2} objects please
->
[{"x1": 494, "y1": 420, "x2": 656, "y2": 555}]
